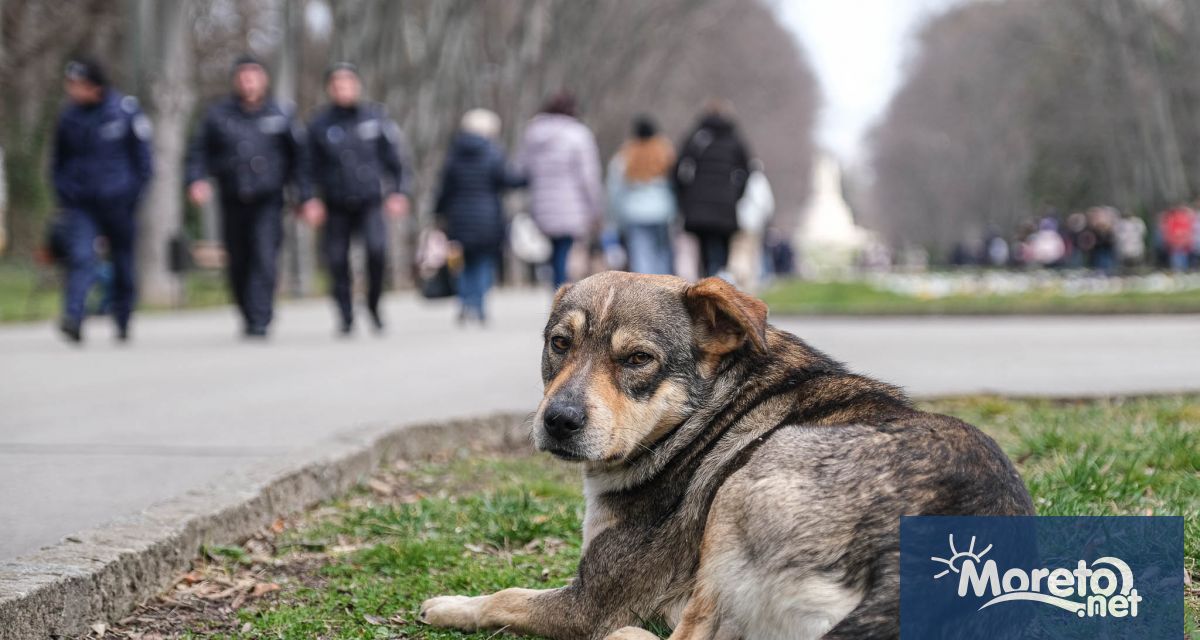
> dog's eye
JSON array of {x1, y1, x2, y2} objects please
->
[
  {"x1": 550, "y1": 336, "x2": 571, "y2": 353},
  {"x1": 624, "y1": 352, "x2": 653, "y2": 367}
]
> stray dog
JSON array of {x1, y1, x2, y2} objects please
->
[{"x1": 421, "y1": 272, "x2": 1034, "y2": 639}]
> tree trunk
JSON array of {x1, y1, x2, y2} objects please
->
[
  {"x1": 275, "y1": 0, "x2": 316, "y2": 298},
  {"x1": 135, "y1": 0, "x2": 194, "y2": 305}
]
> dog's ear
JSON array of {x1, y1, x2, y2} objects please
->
[
  {"x1": 551, "y1": 283, "x2": 573, "y2": 311},
  {"x1": 683, "y1": 277, "x2": 768, "y2": 356}
]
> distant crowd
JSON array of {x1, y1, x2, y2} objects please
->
[
  {"x1": 951, "y1": 205, "x2": 1200, "y2": 274},
  {"x1": 45, "y1": 55, "x2": 773, "y2": 345}
]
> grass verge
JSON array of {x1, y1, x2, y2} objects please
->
[
  {"x1": 0, "y1": 262, "x2": 233, "y2": 323},
  {"x1": 761, "y1": 279, "x2": 1200, "y2": 315},
  {"x1": 87, "y1": 395, "x2": 1200, "y2": 639}
]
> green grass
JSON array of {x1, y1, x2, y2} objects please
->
[
  {"x1": 0, "y1": 261, "x2": 235, "y2": 322},
  {"x1": 762, "y1": 279, "x2": 1200, "y2": 315},
  {"x1": 109, "y1": 396, "x2": 1199, "y2": 638}
]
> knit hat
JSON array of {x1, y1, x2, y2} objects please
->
[
  {"x1": 325, "y1": 61, "x2": 359, "y2": 82},
  {"x1": 64, "y1": 57, "x2": 107, "y2": 87}
]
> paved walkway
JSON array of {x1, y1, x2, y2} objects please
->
[{"x1": 1, "y1": 290, "x2": 1197, "y2": 560}]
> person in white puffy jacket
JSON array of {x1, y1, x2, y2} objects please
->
[
  {"x1": 517, "y1": 92, "x2": 603, "y2": 289},
  {"x1": 730, "y1": 160, "x2": 774, "y2": 290}
]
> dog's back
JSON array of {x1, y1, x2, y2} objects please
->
[{"x1": 699, "y1": 413, "x2": 1034, "y2": 639}]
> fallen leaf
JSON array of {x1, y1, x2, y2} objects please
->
[
  {"x1": 242, "y1": 622, "x2": 253, "y2": 633},
  {"x1": 364, "y1": 613, "x2": 385, "y2": 625},
  {"x1": 251, "y1": 582, "x2": 280, "y2": 597},
  {"x1": 90, "y1": 622, "x2": 107, "y2": 637},
  {"x1": 178, "y1": 571, "x2": 203, "y2": 585},
  {"x1": 270, "y1": 517, "x2": 286, "y2": 534},
  {"x1": 367, "y1": 479, "x2": 394, "y2": 496}
]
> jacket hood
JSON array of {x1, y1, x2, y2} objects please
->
[
  {"x1": 452, "y1": 131, "x2": 492, "y2": 157},
  {"x1": 523, "y1": 113, "x2": 580, "y2": 147},
  {"x1": 699, "y1": 113, "x2": 735, "y2": 132}
]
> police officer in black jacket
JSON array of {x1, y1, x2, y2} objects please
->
[
  {"x1": 304, "y1": 63, "x2": 410, "y2": 335},
  {"x1": 185, "y1": 56, "x2": 314, "y2": 338},
  {"x1": 52, "y1": 58, "x2": 154, "y2": 344}
]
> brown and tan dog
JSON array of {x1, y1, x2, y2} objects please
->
[{"x1": 420, "y1": 272, "x2": 1033, "y2": 639}]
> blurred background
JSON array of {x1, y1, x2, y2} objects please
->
[{"x1": 2, "y1": 0, "x2": 1200, "y2": 320}]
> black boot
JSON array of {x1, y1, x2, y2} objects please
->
[
  {"x1": 368, "y1": 307, "x2": 385, "y2": 334},
  {"x1": 59, "y1": 317, "x2": 83, "y2": 344}
]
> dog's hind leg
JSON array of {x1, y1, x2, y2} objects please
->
[{"x1": 819, "y1": 555, "x2": 899, "y2": 640}]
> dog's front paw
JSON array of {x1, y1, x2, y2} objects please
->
[{"x1": 419, "y1": 594, "x2": 486, "y2": 630}]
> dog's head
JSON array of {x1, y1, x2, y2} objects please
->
[{"x1": 534, "y1": 271, "x2": 768, "y2": 463}]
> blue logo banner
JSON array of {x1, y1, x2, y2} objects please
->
[{"x1": 900, "y1": 516, "x2": 1183, "y2": 639}]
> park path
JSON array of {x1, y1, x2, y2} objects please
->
[{"x1": 1, "y1": 289, "x2": 1198, "y2": 560}]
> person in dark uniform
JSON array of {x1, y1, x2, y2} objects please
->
[
  {"x1": 52, "y1": 57, "x2": 154, "y2": 344},
  {"x1": 185, "y1": 55, "x2": 313, "y2": 338},
  {"x1": 304, "y1": 63, "x2": 410, "y2": 335}
]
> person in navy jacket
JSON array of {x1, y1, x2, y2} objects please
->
[
  {"x1": 52, "y1": 57, "x2": 153, "y2": 344},
  {"x1": 185, "y1": 56, "x2": 314, "y2": 338},
  {"x1": 305, "y1": 63, "x2": 410, "y2": 335},
  {"x1": 435, "y1": 109, "x2": 526, "y2": 325}
]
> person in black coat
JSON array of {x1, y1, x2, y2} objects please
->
[
  {"x1": 185, "y1": 55, "x2": 313, "y2": 339},
  {"x1": 674, "y1": 100, "x2": 751, "y2": 278},
  {"x1": 434, "y1": 109, "x2": 525, "y2": 324},
  {"x1": 305, "y1": 63, "x2": 411, "y2": 335},
  {"x1": 52, "y1": 57, "x2": 154, "y2": 344}
]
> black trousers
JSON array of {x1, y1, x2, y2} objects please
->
[
  {"x1": 695, "y1": 230, "x2": 732, "y2": 278},
  {"x1": 220, "y1": 196, "x2": 283, "y2": 332},
  {"x1": 323, "y1": 201, "x2": 387, "y2": 325}
]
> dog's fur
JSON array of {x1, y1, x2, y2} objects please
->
[{"x1": 420, "y1": 272, "x2": 1034, "y2": 639}]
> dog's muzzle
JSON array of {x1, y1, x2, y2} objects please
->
[{"x1": 536, "y1": 400, "x2": 590, "y2": 460}]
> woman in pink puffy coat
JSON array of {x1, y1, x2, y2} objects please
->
[{"x1": 517, "y1": 92, "x2": 604, "y2": 289}]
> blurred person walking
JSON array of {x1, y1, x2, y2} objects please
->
[
  {"x1": 434, "y1": 109, "x2": 525, "y2": 325},
  {"x1": 730, "y1": 159, "x2": 774, "y2": 290},
  {"x1": 1028, "y1": 217, "x2": 1066, "y2": 268},
  {"x1": 52, "y1": 58, "x2": 153, "y2": 344},
  {"x1": 606, "y1": 115, "x2": 676, "y2": 275},
  {"x1": 305, "y1": 63, "x2": 410, "y2": 336},
  {"x1": 1114, "y1": 212, "x2": 1146, "y2": 270},
  {"x1": 517, "y1": 92, "x2": 603, "y2": 289},
  {"x1": 1161, "y1": 205, "x2": 1195, "y2": 272},
  {"x1": 185, "y1": 56, "x2": 314, "y2": 339},
  {"x1": 1087, "y1": 206, "x2": 1117, "y2": 275},
  {"x1": 674, "y1": 100, "x2": 751, "y2": 279}
]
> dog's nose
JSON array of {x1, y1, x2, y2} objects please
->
[{"x1": 543, "y1": 402, "x2": 586, "y2": 441}]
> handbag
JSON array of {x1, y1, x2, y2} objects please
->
[
  {"x1": 509, "y1": 212, "x2": 552, "y2": 263},
  {"x1": 415, "y1": 227, "x2": 460, "y2": 299}
]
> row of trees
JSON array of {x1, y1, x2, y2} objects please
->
[
  {"x1": 0, "y1": 0, "x2": 819, "y2": 300},
  {"x1": 866, "y1": 0, "x2": 1200, "y2": 257}
]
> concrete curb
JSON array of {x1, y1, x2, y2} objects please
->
[{"x1": 0, "y1": 412, "x2": 531, "y2": 639}]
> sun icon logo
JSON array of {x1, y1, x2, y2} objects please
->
[{"x1": 931, "y1": 534, "x2": 993, "y2": 580}]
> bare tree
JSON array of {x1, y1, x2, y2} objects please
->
[
  {"x1": 868, "y1": 0, "x2": 1200, "y2": 258},
  {"x1": 134, "y1": 0, "x2": 196, "y2": 304}
]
